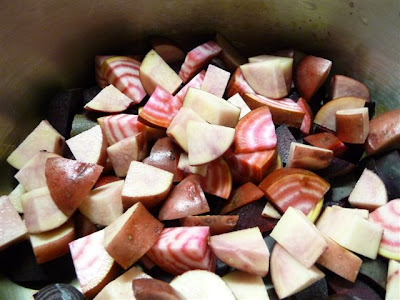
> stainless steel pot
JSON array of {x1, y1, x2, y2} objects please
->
[{"x1": 0, "y1": 0, "x2": 399, "y2": 295}]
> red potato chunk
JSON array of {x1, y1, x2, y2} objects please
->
[
  {"x1": 304, "y1": 132, "x2": 347, "y2": 158},
  {"x1": 45, "y1": 157, "x2": 103, "y2": 216},
  {"x1": 158, "y1": 175, "x2": 210, "y2": 221},
  {"x1": 151, "y1": 36, "x2": 185, "y2": 64},
  {"x1": 121, "y1": 161, "x2": 174, "y2": 209},
  {"x1": 0, "y1": 196, "x2": 28, "y2": 251},
  {"x1": 147, "y1": 226, "x2": 215, "y2": 275},
  {"x1": 329, "y1": 74, "x2": 370, "y2": 101},
  {"x1": 132, "y1": 278, "x2": 185, "y2": 300},
  {"x1": 30, "y1": 219, "x2": 75, "y2": 264},
  {"x1": 104, "y1": 202, "x2": 164, "y2": 270},
  {"x1": 287, "y1": 142, "x2": 333, "y2": 170},
  {"x1": 220, "y1": 182, "x2": 264, "y2": 214},
  {"x1": 336, "y1": 107, "x2": 370, "y2": 144}
]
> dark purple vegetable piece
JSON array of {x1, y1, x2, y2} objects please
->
[
  {"x1": 341, "y1": 143, "x2": 365, "y2": 164},
  {"x1": 33, "y1": 283, "x2": 85, "y2": 300},
  {"x1": 375, "y1": 150, "x2": 400, "y2": 199},
  {"x1": 229, "y1": 199, "x2": 277, "y2": 233},
  {"x1": 328, "y1": 173, "x2": 357, "y2": 203},
  {"x1": 47, "y1": 89, "x2": 83, "y2": 139},
  {"x1": 293, "y1": 278, "x2": 328, "y2": 300},
  {"x1": 327, "y1": 275, "x2": 383, "y2": 300},
  {"x1": 359, "y1": 257, "x2": 388, "y2": 290},
  {"x1": 313, "y1": 124, "x2": 336, "y2": 135},
  {"x1": 275, "y1": 124, "x2": 297, "y2": 165},
  {"x1": 364, "y1": 101, "x2": 375, "y2": 120},
  {"x1": 0, "y1": 241, "x2": 75, "y2": 286},
  {"x1": 70, "y1": 113, "x2": 97, "y2": 137},
  {"x1": 315, "y1": 157, "x2": 356, "y2": 179}
]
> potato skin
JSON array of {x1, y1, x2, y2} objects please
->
[
  {"x1": 365, "y1": 108, "x2": 400, "y2": 155},
  {"x1": 105, "y1": 202, "x2": 164, "y2": 269}
]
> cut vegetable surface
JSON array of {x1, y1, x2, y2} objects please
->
[
  {"x1": 234, "y1": 106, "x2": 277, "y2": 153},
  {"x1": 147, "y1": 226, "x2": 215, "y2": 275},
  {"x1": 84, "y1": 84, "x2": 133, "y2": 113}
]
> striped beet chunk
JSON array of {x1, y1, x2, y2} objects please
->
[
  {"x1": 139, "y1": 85, "x2": 182, "y2": 128},
  {"x1": 369, "y1": 199, "x2": 400, "y2": 260},
  {"x1": 69, "y1": 230, "x2": 119, "y2": 298},
  {"x1": 101, "y1": 56, "x2": 147, "y2": 104},
  {"x1": 226, "y1": 68, "x2": 255, "y2": 98},
  {"x1": 259, "y1": 168, "x2": 330, "y2": 215},
  {"x1": 224, "y1": 148, "x2": 278, "y2": 184},
  {"x1": 198, "y1": 158, "x2": 232, "y2": 199},
  {"x1": 179, "y1": 41, "x2": 222, "y2": 83},
  {"x1": 234, "y1": 106, "x2": 277, "y2": 153},
  {"x1": 174, "y1": 70, "x2": 205, "y2": 105},
  {"x1": 98, "y1": 114, "x2": 147, "y2": 146},
  {"x1": 146, "y1": 226, "x2": 215, "y2": 275},
  {"x1": 95, "y1": 55, "x2": 114, "y2": 87}
]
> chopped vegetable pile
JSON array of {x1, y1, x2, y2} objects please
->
[{"x1": 1, "y1": 33, "x2": 399, "y2": 300}]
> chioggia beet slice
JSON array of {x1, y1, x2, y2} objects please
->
[
  {"x1": 14, "y1": 150, "x2": 61, "y2": 192},
  {"x1": 98, "y1": 113, "x2": 147, "y2": 146},
  {"x1": 226, "y1": 67, "x2": 256, "y2": 98},
  {"x1": 174, "y1": 70, "x2": 205, "y2": 105},
  {"x1": 146, "y1": 226, "x2": 215, "y2": 275},
  {"x1": 270, "y1": 243, "x2": 325, "y2": 299},
  {"x1": 197, "y1": 158, "x2": 232, "y2": 199},
  {"x1": 200, "y1": 64, "x2": 230, "y2": 98},
  {"x1": 170, "y1": 270, "x2": 236, "y2": 300},
  {"x1": 224, "y1": 147, "x2": 278, "y2": 184},
  {"x1": 45, "y1": 157, "x2": 103, "y2": 216},
  {"x1": 179, "y1": 41, "x2": 222, "y2": 83},
  {"x1": 100, "y1": 56, "x2": 146, "y2": 104},
  {"x1": 386, "y1": 259, "x2": 400, "y2": 300},
  {"x1": 139, "y1": 85, "x2": 182, "y2": 128},
  {"x1": 209, "y1": 227, "x2": 270, "y2": 276},
  {"x1": 95, "y1": 55, "x2": 114, "y2": 87},
  {"x1": 368, "y1": 199, "x2": 400, "y2": 260},
  {"x1": 69, "y1": 230, "x2": 120, "y2": 299},
  {"x1": 258, "y1": 168, "x2": 330, "y2": 215},
  {"x1": 234, "y1": 106, "x2": 277, "y2": 153}
]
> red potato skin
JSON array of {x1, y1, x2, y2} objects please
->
[
  {"x1": 151, "y1": 36, "x2": 185, "y2": 64},
  {"x1": 95, "y1": 175, "x2": 121, "y2": 188},
  {"x1": 297, "y1": 97, "x2": 313, "y2": 135},
  {"x1": 295, "y1": 55, "x2": 332, "y2": 101},
  {"x1": 220, "y1": 182, "x2": 264, "y2": 214},
  {"x1": 74, "y1": 212, "x2": 98, "y2": 238},
  {"x1": 336, "y1": 109, "x2": 369, "y2": 144},
  {"x1": 45, "y1": 157, "x2": 104, "y2": 216},
  {"x1": 180, "y1": 215, "x2": 239, "y2": 235},
  {"x1": 105, "y1": 202, "x2": 164, "y2": 269},
  {"x1": 143, "y1": 137, "x2": 184, "y2": 182},
  {"x1": 287, "y1": 144, "x2": 333, "y2": 170},
  {"x1": 329, "y1": 75, "x2": 370, "y2": 101},
  {"x1": 365, "y1": 108, "x2": 400, "y2": 155},
  {"x1": 304, "y1": 132, "x2": 347, "y2": 158},
  {"x1": 132, "y1": 278, "x2": 185, "y2": 300}
]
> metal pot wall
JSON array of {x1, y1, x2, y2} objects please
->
[{"x1": 0, "y1": 1, "x2": 399, "y2": 191}]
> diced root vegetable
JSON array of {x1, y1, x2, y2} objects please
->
[
  {"x1": 132, "y1": 278, "x2": 185, "y2": 300},
  {"x1": 226, "y1": 68, "x2": 256, "y2": 98},
  {"x1": 201, "y1": 64, "x2": 231, "y2": 98},
  {"x1": 369, "y1": 199, "x2": 400, "y2": 260},
  {"x1": 220, "y1": 182, "x2": 264, "y2": 215},
  {"x1": 329, "y1": 74, "x2": 370, "y2": 101},
  {"x1": 286, "y1": 142, "x2": 333, "y2": 170},
  {"x1": 84, "y1": 84, "x2": 133, "y2": 113},
  {"x1": 336, "y1": 107, "x2": 369, "y2": 144},
  {"x1": 179, "y1": 41, "x2": 222, "y2": 83},
  {"x1": 386, "y1": 260, "x2": 400, "y2": 300},
  {"x1": 180, "y1": 215, "x2": 238, "y2": 235},
  {"x1": 197, "y1": 158, "x2": 232, "y2": 199},
  {"x1": 170, "y1": 270, "x2": 236, "y2": 300},
  {"x1": 234, "y1": 106, "x2": 277, "y2": 153},
  {"x1": 222, "y1": 270, "x2": 270, "y2": 300},
  {"x1": 147, "y1": 227, "x2": 215, "y2": 275}
]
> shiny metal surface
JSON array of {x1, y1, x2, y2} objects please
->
[
  {"x1": 0, "y1": 0, "x2": 399, "y2": 297},
  {"x1": 1, "y1": 1, "x2": 399, "y2": 187}
]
